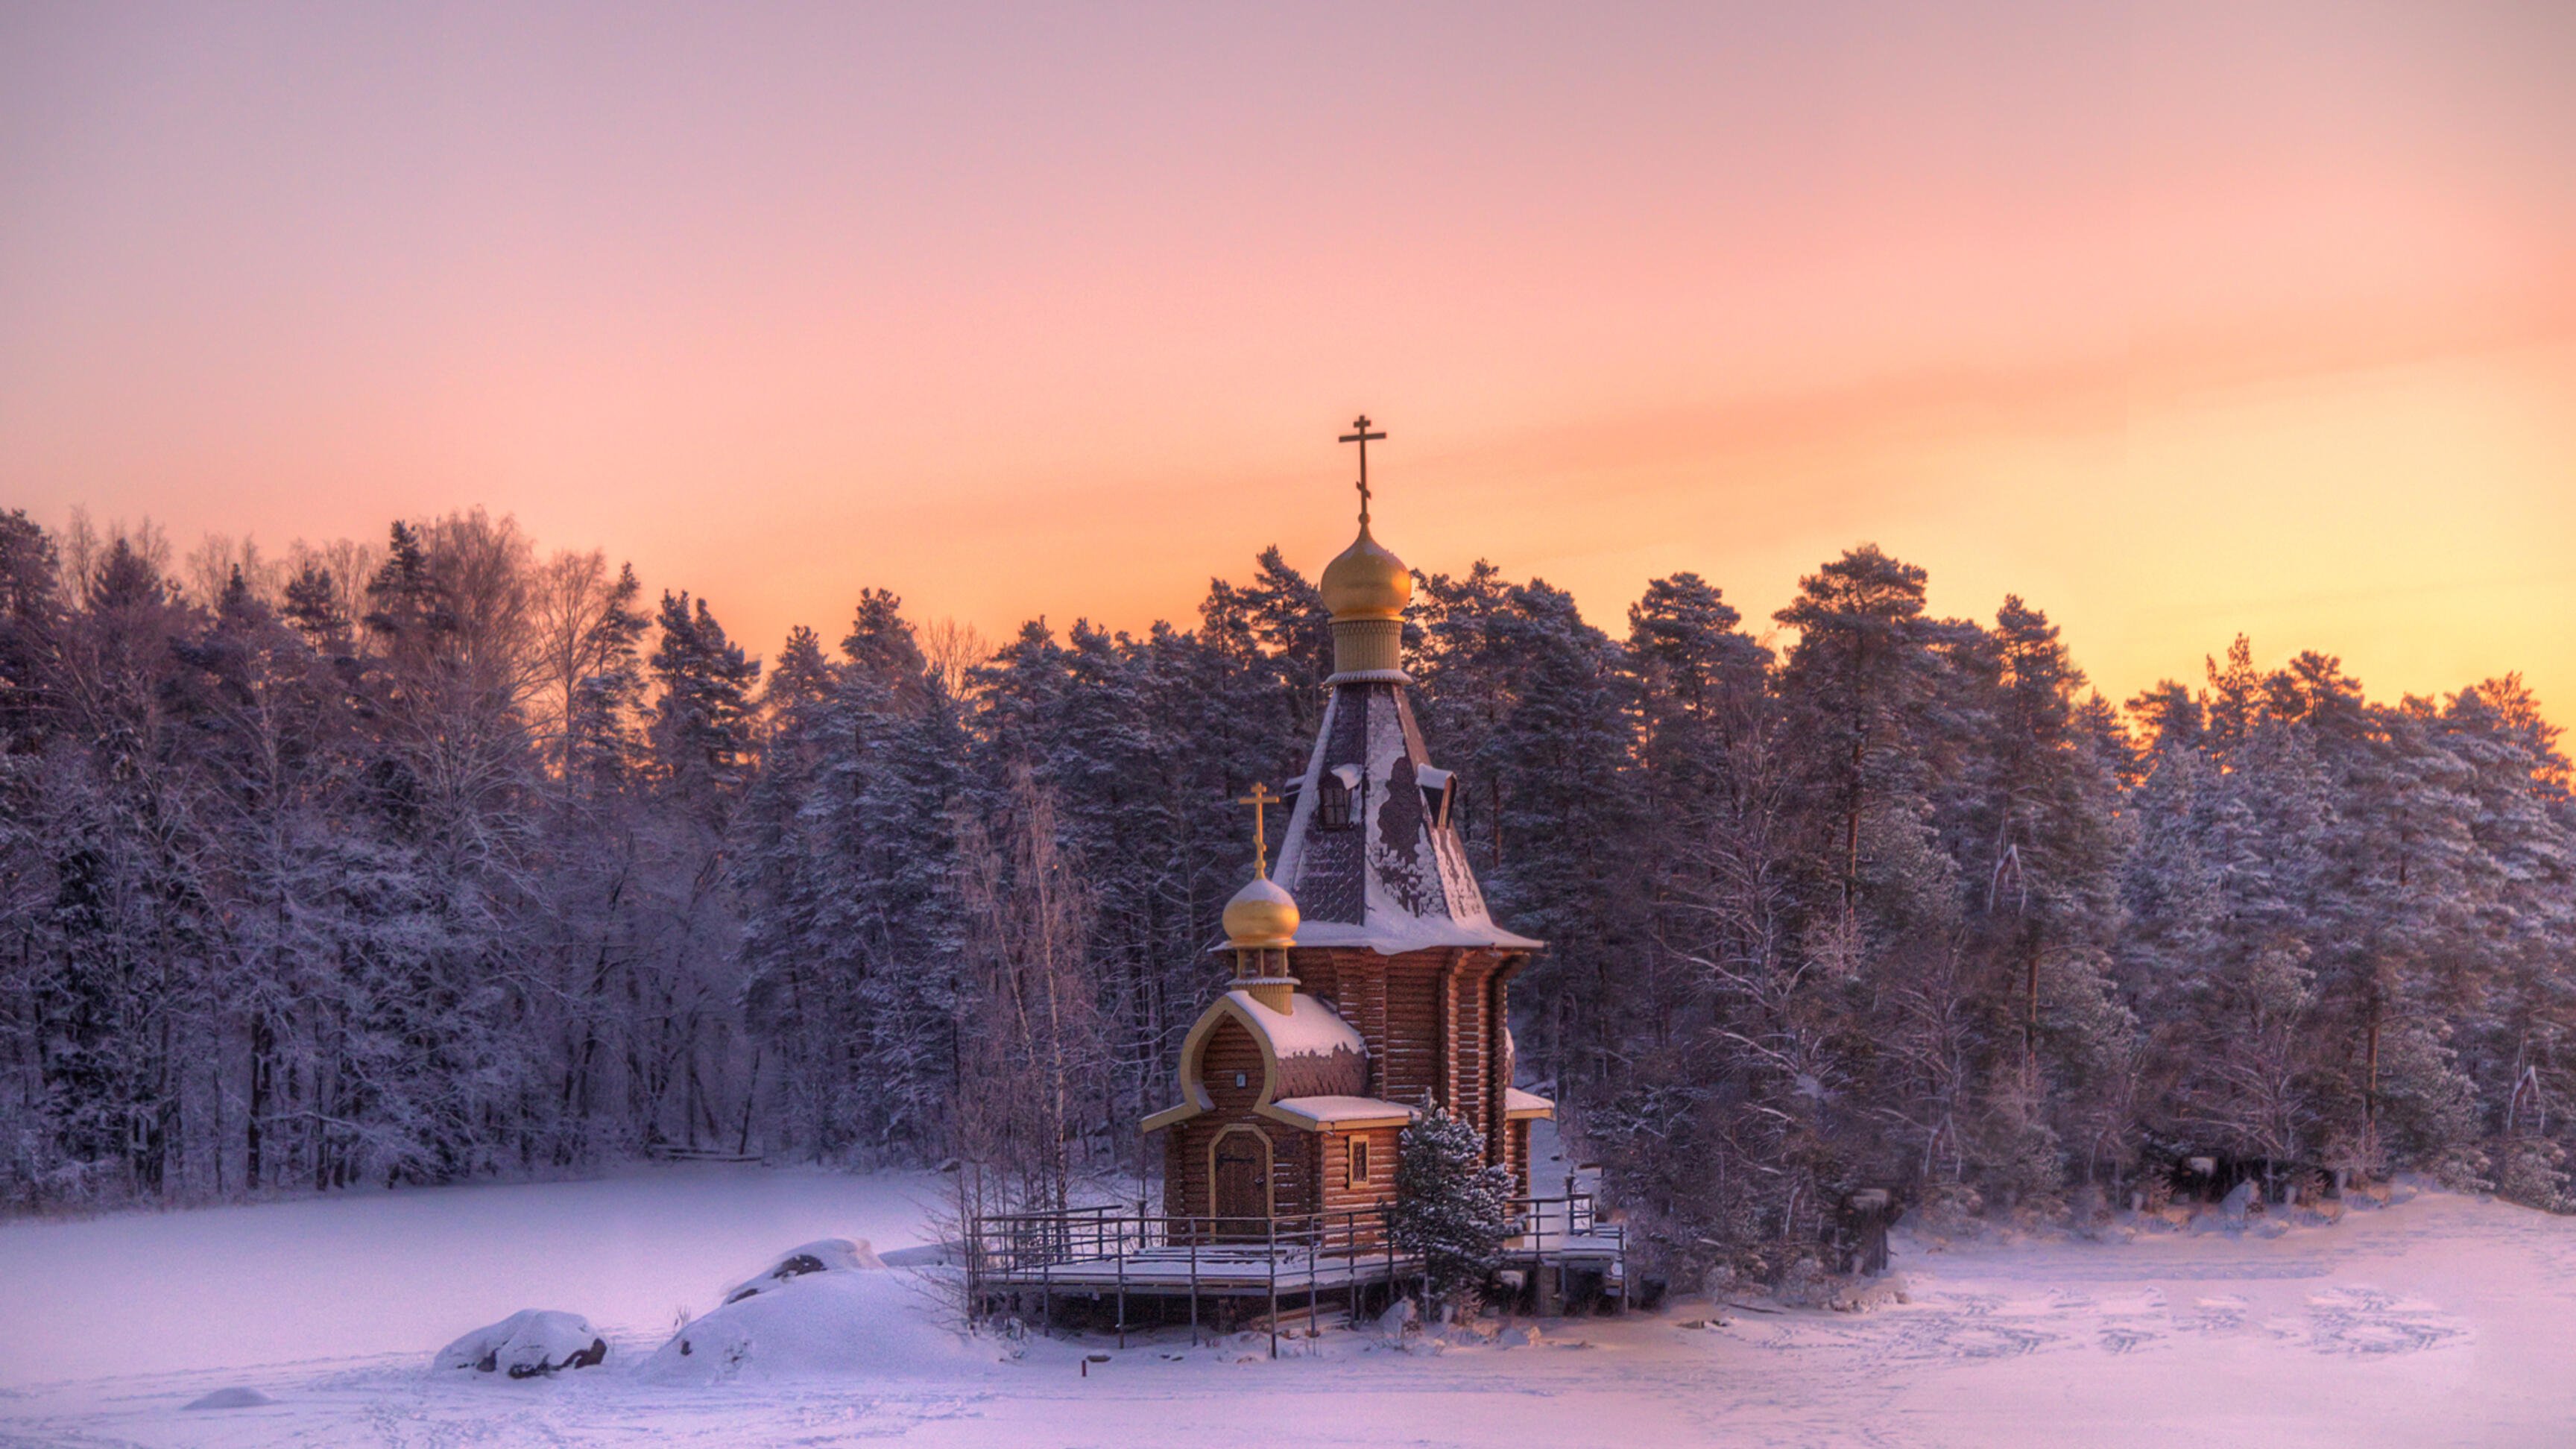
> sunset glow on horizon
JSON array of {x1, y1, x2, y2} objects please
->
[{"x1": 5, "y1": 1, "x2": 2571, "y2": 718}]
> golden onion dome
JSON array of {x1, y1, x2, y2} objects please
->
[
  {"x1": 1318, "y1": 522, "x2": 1412, "y2": 622},
  {"x1": 1222, "y1": 874, "x2": 1300, "y2": 950}
]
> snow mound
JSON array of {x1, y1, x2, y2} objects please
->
[
  {"x1": 1376, "y1": 1297, "x2": 1418, "y2": 1337},
  {"x1": 433, "y1": 1309, "x2": 609, "y2": 1379},
  {"x1": 718, "y1": 1236, "x2": 885, "y2": 1304},
  {"x1": 646, "y1": 1246, "x2": 980, "y2": 1383},
  {"x1": 183, "y1": 1386, "x2": 276, "y2": 1409}
]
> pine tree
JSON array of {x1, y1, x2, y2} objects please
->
[
  {"x1": 732, "y1": 624, "x2": 845, "y2": 1155},
  {"x1": 1772, "y1": 545, "x2": 1950, "y2": 914},
  {"x1": 1937, "y1": 597, "x2": 2132, "y2": 1203},
  {"x1": 648, "y1": 591, "x2": 760, "y2": 816},
  {"x1": 0, "y1": 510, "x2": 63, "y2": 752},
  {"x1": 1392, "y1": 1107, "x2": 1515, "y2": 1310},
  {"x1": 1481, "y1": 578, "x2": 1641, "y2": 1091}
]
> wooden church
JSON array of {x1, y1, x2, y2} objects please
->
[{"x1": 1143, "y1": 423, "x2": 1553, "y2": 1230}]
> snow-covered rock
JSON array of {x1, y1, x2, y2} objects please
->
[
  {"x1": 716, "y1": 1237, "x2": 886, "y2": 1304},
  {"x1": 645, "y1": 1243, "x2": 977, "y2": 1383},
  {"x1": 433, "y1": 1310, "x2": 608, "y2": 1379}
]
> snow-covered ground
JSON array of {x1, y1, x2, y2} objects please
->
[{"x1": 5, "y1": 1164, "x2": 2575, "y2": 1448}]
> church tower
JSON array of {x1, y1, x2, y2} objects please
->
[{"x1": 1144, "y1": 419, "x2": 1553, "y2": 1228}]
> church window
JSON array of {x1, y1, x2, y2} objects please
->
[
  {"x1": 1318, "y1": 776, "x2": 1354, "y2": 829},
  {"x1": 1348, "y1": 1136, "x2": 1371, "y2": 1187},
  {"x1": 1418, "y1": 765, "x2": 1456, "y2": 830}
]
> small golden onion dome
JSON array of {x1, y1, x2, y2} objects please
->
[
  {"x1": 1318, "y1": 523, "x2": 1411, "y2": 622},
  {"x1": 1222, "y1": 874, "x2": 1300, "y2": 950}
]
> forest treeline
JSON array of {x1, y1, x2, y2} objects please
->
[{"x1": 1, "y1": 506, "x2": 2569, "y2": 1283}]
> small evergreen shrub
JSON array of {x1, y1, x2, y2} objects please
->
[{"x1": 1391, "y1": 1107, "x2": 1515, "y2": 1312}]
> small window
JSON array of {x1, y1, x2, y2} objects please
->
[
  {"x1": 1234, "y1": 1071, "x2": 1248, "y2": 1089},
  {"x1": 1418, "y1": 766, "x2": 1456, "y2": 830},
  {"x1": 1318, "y1": 776, "x2": 1353, "y2": 830},
  {"x1": 1348, "y1": 1136, "x2": 1371, "y2": 1187}
]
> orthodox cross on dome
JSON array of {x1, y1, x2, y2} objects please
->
[
  {"x1": 1237, "y1": 782, "x2": 1281, "y2": 878},
  {"x1": 1338, "y1": 414, "x2": 1386, "y2": 525}
]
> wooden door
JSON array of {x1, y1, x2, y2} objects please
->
[{"x1": 1211, "y1": 1129, "x2": 1269, "y2": 1238}]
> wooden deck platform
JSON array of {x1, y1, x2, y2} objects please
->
[{"x1": 967, "y1": 1196, "x2": 1631, "y2": 1355}]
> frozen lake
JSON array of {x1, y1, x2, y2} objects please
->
[{"x1": 4, "y1": 1164, "x2": 2572, "y2": 1447}]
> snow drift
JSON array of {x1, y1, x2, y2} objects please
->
[
  {"x1": 181, "y1": 1386, "x2": 276, "y2": 1410},
  {"x1": 645, "y1": 1238, "x2": 980, "y2": 1383}
]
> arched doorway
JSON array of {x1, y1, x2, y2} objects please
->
[{"x1": 1210, "y1": 1126, "x2": 1273, "y2": 1239}]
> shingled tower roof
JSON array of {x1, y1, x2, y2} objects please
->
[
  {"x1": 1270, "y1": 678, "x2": 1540, "y2": 953},
  {"x1": 1262, "y1": 438, "x2": 1541, "y2": 956}
]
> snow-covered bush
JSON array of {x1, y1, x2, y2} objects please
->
[
  {"x1": 2493, "y1": 1137, "x2": 2574, "y2": 1214},
  {"x1": 434, "y1": 1310, "x2": 608, "y2": 1379},
  {"x1": 1390, "y1": 1107, "x2": 1514, "y2": 1312}
]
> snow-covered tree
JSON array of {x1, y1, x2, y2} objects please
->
[{"x1": 1392, "y1": 1107, "x2": 1517, "y2": 1310}]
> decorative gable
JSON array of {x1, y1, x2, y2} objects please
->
[{"x1": 1142, "y1": 989, "x2": 1389, "y2": 1134}]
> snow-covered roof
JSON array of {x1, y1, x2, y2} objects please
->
[
  {"x1": 1264, "y1": 681, "x2": 1545, "y2": 956},
  {"x1": 1290, "y1": 918, "x2": 1543, "y2": 953},
  {"x1": 1143, "y1": 990, "x2": 1371, "y2": 1132},
  {"x1": 1504, "y1": 1087, "x2": 1555, "y2": 1120},
  {"x1": 1223, "y1": 988, "x2": 1363, "y2": 1062},
  {"x1": 1268, "y1": 1095, "x2": 1421, "y2": 1130}
]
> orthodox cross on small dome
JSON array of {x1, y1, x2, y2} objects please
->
[
  {"x1": 1338, "y1": 414, "x2": 1386, "y2": 525},
  {"x1": 1237, "y1": 782, "x2": 1281, "y2": 877}
]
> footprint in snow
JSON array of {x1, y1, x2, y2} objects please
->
[
  {"x1": 1936, "y1": 1323, "x2": 2053, "y2": 1360},
  {"x1": 2185, "y1": 1295, "x2": 2249, "y2": 1332},
  {"x1": 1877, "y1": 1314, "x2": 2057, "y2": 1362},
  {"x1": 2093, "y1": 1288, "x2": 2166, "y2": 1315},
  {"x1": 2097, "y1": 1326, "x2": 2158, "y2": 1354},
  {"x1": 2302, "y1": 1285, "x2": 2463, "y2": 1355}
]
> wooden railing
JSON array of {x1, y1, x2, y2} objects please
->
[
  {"x1": 963, "y1": 1193, "x2": 1624, "y2": 1355},
  {"x1": 965, "y1": 1202, "x2": 1400, "y2": 1355},
  {"x1": 1506, "y1": 1190, "x2": 1623, "y2": 1258}
]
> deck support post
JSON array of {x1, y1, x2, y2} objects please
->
[
  {"x1": 1188, "y1": 1218, "x2": 1201, "y2": 1347},
  {"x1": 1614, "y1": 1196, "x2": 1629, "y2": 1316},
  {"x1": 1307, "y1": 1219, "x2": 1319, "y2": 1342},
  {"x1": 1115, "y1": 1210, "x2": 1128, "y2": 1350},
  {"x1": 1267, "y1": 1215, "x2": 1280, "y2": 1360},
  {"x1": 1348, "y1": 1209, "x2": 1360, "y2": 1329},
  {"x1": 1384, "y1": 1202, "x2": 1396, "y2": 1322}
]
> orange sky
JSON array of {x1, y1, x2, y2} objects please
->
[{"x1": 4, "y1": 2, "x2": 2571, "y2": 720}]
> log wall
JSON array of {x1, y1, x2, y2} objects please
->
[{"x1": 1157, "y1": 944, "x2": 1534, "y2": 1222}]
